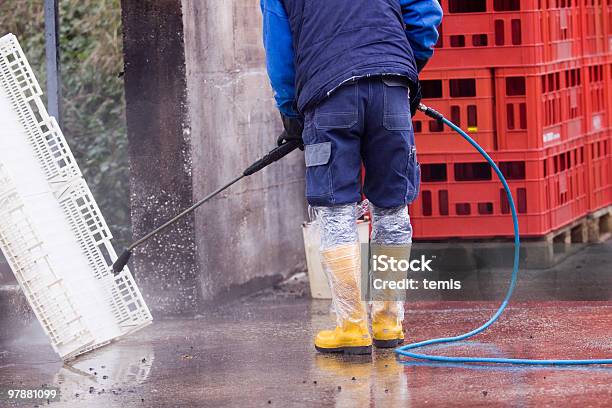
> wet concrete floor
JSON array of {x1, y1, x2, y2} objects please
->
[{"x1": 1, "y1": 241, "x2": 612, "y2": 407}]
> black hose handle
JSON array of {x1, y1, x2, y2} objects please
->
[
  {"x1": 418, "y1": 103, "x2": 444, "y2": 124},
  {"x1": 243, "y1": 136, "x2": 300, "y2": 176}
]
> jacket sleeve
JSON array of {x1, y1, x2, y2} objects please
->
[
  {"x1": 399, "y1": 0, "x2": 443, "y2": 64},
  {"x1": 260, "y1": 0, "x2": 299, "y2": 118}
]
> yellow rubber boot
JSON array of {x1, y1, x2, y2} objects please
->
[
  {"x1": 315, "y1": 243, "x2": 372, "y2": 355},
  {"x1": 370, "y1": 244, "x2": 410, "y2": 348},
  {"x1": 371, "y1": 303, "x2": 405, "y2": 348}
]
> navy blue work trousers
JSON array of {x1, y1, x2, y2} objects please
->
[{"x1": 302, "y1": 76, "x2": 420, "y2": 208}]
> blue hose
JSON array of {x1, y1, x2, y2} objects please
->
[{"x1": 395, "y1": 106, "x2": 612, "y2": 365}]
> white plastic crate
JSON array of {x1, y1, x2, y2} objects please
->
[{"x1": 0, "y1": 33, "x2": 152, "y2": 360}]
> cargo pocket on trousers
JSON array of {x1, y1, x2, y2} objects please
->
[
  {"x1": 382, "y1": 77, "x2": 412, "y2": 131},
  {"x1": 305, "y1": 141, "x2": 333, "y2": 200},
  {"x1": 406, "y1": 146, "x2": 421, "y2": 204}
]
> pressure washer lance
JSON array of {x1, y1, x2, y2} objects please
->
[{"x1": 112, "y1": 135, "x2": 301, "y2": 275}]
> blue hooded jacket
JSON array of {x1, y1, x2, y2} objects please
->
[{"x1": 261, "y1": 0, "x2": 443, "y2": 118}]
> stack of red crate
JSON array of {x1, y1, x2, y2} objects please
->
[{"x1": 411, "y1": 0, "x2": 612, "y2": 239}]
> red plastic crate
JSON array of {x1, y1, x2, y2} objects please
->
[
  {"x1": 493, "y1": 60, "x2": 586, "y2": 151},
  {"x1": 407, "y1": 1, "x2": 611, "y2": 239},
  {"x1": 418, "y1": 60, "x2": 589, "y2": 153},
  {"x1": 580, "y1": 0, "x2": 611, "y2": 57},
  {"x1": 429, "y1": 0, "x2": 584, "y2": 69},
  {"x1": 585, "y1": 129, "x2": 612, "y2": 211},
  {"x1": 410, "y1": 138, "x2": 589, "y2": 238},
  {"x1": 414, "y1": 68, "x2": 495, "y2": 154},
  {"x1": 608, "y1": 54, "x2": 612, "y2": 120},
  {"x1": 582, "y1": 56, "x2": 611, "y2": 135}
]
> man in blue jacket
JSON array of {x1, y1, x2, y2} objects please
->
[{"x1": 261, "y1": 0, "x2": 442, "y2": 355}]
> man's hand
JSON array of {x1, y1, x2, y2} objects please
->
[{"x1": 277, "y1": 114, "x2": 304, "y2": 150}]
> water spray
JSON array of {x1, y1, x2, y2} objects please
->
[{"x1": 112, "y1": 135, "x2": 300, "y2": 274}]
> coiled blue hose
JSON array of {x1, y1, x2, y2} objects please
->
[{"x1": 395, "y1": 106, "x2": 612, "y2": 365}]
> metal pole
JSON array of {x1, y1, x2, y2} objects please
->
[{"x1": 44, "y1": 0, "x2": 61, "y2": 123}]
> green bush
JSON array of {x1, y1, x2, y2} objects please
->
[{"x1": 0, "y1": 0, "x2": 131, "y2": 245}]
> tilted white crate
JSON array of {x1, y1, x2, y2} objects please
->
[{"x1": 0, "y1": 33, "x2": 152, "y2": 360}]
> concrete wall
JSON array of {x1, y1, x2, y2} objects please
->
[
  {"x1": 122, "y1": 0, "x2": 199, "y2": 314},
  {"x1": 122, "y1": 0, "x2": 306, "y2": 313},
  {"x1": 181, "y1": 0, "x2": 307, "y2": 302}
]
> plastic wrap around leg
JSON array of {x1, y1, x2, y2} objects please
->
[
  {"x1": 312, "y1": 204, "x2": 371, "y2": 354},
  {"x1": 313, "y1": 203, "x2": 366, "y2": 325},
  {"x1": 316, "y1": 242, "x2": 371, "y2": 354},
  {"x1": 370, "y1": 204, "x2": 413, "y2": 246},
  {"x1": 312, "y1": 204, "x2": 363, "y2": 326},
  {"x1": 369, "y1": 204, "x2": 412, "y2": 345},
  {"x1": 313, "y1": 204, "x2": 359, "y2": 250},
  {"x1": 321, "y1": 243, "x2": 367, "y2": 325}
]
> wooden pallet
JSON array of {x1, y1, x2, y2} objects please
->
[
  {"x1": 523, "y1": 205, "x2": 612, "y2": 268},
  {"x1": 413, "y1": 206, "x2": 612, "y2": 270},
  {"x1": 587, "y1": 205, "x2": 612, "y2": 243}
]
